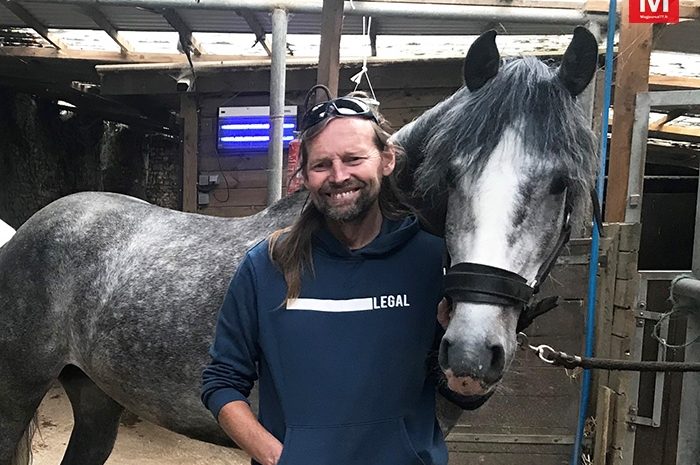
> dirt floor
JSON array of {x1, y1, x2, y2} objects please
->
[{"x1": 32, "y1": 383, "x2": 250, "y2": 465}]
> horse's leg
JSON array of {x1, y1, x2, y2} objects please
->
[{"x1": 58, "y1": 366, "x2": 124, "y2": 465}]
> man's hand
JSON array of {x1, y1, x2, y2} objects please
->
[
  {"x1": 437, "y1": 298, "x2": 452, "y2": 329},
  {"x1": 218, "y1": 401, "x2": 283, "y2": 465}
]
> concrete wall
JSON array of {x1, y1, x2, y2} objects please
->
[{"x1": 0, "y1": 88, "x2": 180, "y2": 228}]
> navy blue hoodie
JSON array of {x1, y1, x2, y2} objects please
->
[{"x1": 202, "y1": 216, "x2": 448, "y2": 465}]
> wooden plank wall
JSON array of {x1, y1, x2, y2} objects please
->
[
  {"x1": 592, "y1": 223, "x2": 641, "y2": 465},
  {"x1": 195, "y1": 87, "x2": 456, "y2": 218},
  {"x1": 197, "y1": 93, "x2": 293, "y2": 218},
  {"x1": 446, "y1": 231, "x2": 625, "y2": 465}
]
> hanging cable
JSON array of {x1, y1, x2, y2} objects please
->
[{"x1": 349, "y1": 16, "x2": 378, "y2": 105}]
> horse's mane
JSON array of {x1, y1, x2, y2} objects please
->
[{"x1": 412, "y1": 56, "x2": 598, "y2": 205}]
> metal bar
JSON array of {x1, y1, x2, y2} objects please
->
[
  {"x1": 80, "y1": 4, "x2": 133, "y2": 54},
  {"x1": 162, "y1": 7, "x2": 203, "y2": 56},
  {"x1": 1, "y1": 0, "x2": 68, "y2": 49},
  {"x1": 694, "y1": 161, "x2": 700, "y2": 277},
  {"x1": 651, "y1": 329, "x2": 667, "y2": 428},
  {"x1": 647, "y1": 89, "x2": 700, "y2": 107},
  {"x1": 266, "y1": 7, "x2": 286, "y2": 205},
  {"x1": 18, "y1": 0, "x2": 608, "y2": 24},
  {"x1": 624, "y1": 92, "x2": 651, "y2": 224},
  {"x1": 639, "y1": 270, "x2": 691, "y2": 281},
  {"x1": 446, "y1": 433, "x2": 575, "y2": 445},
  {"x1": 236, "y1": 9, "x2": 271, "y2": 57},
  {"x1": 630, "y1": 300, "x2": 669, "y2": 428}
]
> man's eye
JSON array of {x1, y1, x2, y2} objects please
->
[
  {"x1": 345, "y1": 157, "x2": 364, "y2": 165},
  {"x1": 312, "y1": 162, "x2": 330, "y2": 171}
]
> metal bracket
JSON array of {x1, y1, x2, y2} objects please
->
[{"x1": 629, "y1": 274, "x2": 676, "y2": 429}]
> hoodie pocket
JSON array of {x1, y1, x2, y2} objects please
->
[{"x1": 277, "y1": 417, "x2": 426, "y2": 465}]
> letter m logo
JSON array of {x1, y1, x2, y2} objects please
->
[{"x1": 630, "y1": 0, "x2": 679, "y2": 23}]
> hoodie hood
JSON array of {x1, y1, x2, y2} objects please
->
[{"x1": 312, "y1": 216, "x2": 420, "y2": 259}]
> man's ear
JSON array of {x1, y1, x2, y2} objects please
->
[{"x1": 381, "y1": 144, "x2": 397, "y2": 176}]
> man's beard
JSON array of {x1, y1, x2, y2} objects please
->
[{"x1": 314, "y1": 180, "x2": 380, "y2": 223}]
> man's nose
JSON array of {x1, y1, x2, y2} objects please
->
[{"x1": 329, "y1": 161, "x2": 351, "y2": 183}]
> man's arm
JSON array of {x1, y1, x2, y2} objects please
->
[
  {"x1": 218, "y1": 400, "x2": 283, "y2": 465},
  {"x1": 202, "y1": 256, "x2": 282, "y2": 460}
]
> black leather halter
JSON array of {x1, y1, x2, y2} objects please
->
[{"x1": 443, "y1": 193, "x2": 576, "y2": 333}]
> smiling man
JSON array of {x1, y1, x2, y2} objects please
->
[{"x1": 201, "y1": 94, "x2": 486, "y2": 465}]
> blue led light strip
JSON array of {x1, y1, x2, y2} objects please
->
[{"x1": 217, "y1": 114, "x2": 297, "y2": 153}]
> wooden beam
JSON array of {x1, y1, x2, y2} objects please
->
[
  {"x1": 0, "y1": 46, "x2": 260, "y2": 63},
  {"x1": 1, "y1": 0, "x2": 68, "y2": 49},
  {"x1": 316, "y1": 0, "x2": 344, "y2": 100},
  {"x1": 80, "y1": 5, "x2": 133, "y2": 55},
  {"x1": 604, "y1": 1, "x2": 654, "y2": 222},
  {"x1": 162, "y1": 8, "x2": 204, "y2": 57},
  {"x1": 236, "y1": 10, "x2": 271, "y2": 57},
  {"x1": 649, "y1": 125, "x2": 700, "y2": 139},
  {"x1": 180, "y1": 94, "x2": 199, "y2": 213},
  {"x1": 608, "y1": 112, "x2": 700, "y2": 141},
  {"x1": 648, "y1": 108, "x2": 686, "y2": 130},
  {"x1": 649, "y1": 74, "x2": 700, "y2": 90}
]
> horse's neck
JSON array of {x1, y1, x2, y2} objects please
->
[{"x1": 392, "y1": 120, "x2": 448, "y2": 237}]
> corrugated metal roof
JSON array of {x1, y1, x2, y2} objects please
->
[
  {"x1": 0, "y1": 0, "x2": 599, "y2": 35},
  {"x1": 0, "y1": 6, "x2": 23, "y2": 27},
  {"x1": 98, "y1": 5, "x2": 172, "y2": 30},
  {"x1": 17, "y1": 2, "x2": 96, "y2": 28},
  {"x1": 176, "y1": 9, "x2": 258, "y2": 33}
]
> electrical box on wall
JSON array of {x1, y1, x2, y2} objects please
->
[{"x1": 217, "y1": 105, "x2": 297, "y2": 153}]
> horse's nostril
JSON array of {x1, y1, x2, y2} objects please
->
[
  {"x1": 439, "y1": 338, "x2": 451, "y2": 370},
  {"x1": 486, "y1": 344, "x2": 505, "y2": 383}
]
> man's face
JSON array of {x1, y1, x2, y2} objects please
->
[{"x1": 303, "y1": 118, "x2": 395, "y2": 223}]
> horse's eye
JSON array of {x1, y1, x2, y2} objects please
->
[{"x1": 549, "y1": 176, "x2": 569, "y2": 195}]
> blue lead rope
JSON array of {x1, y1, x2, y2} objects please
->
[{"x1": 571, "y1": 4, "x2": 618, "y2": 465}]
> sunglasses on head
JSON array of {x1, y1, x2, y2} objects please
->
[{"x1": 300, "y1": 97, "x2": 378, "y2": 132}]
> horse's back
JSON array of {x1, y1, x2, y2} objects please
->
[{"x1": 0, "y1": 191, "x2": 302, "y2": 441}]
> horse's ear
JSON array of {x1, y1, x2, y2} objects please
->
[
  {"x1": 464, "y1": 30, "x2": 500, "y2": 92},
  {"x1": 557, "y1": 26, "x2": 599, "y2": 97}
]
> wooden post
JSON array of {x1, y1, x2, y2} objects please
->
[
  {"x1": 180, "y1": 94, "x2": 198, "y2": 213},
  {"x1": 606, "y1": 224, "x2": 641, "y2": 465},
  {"x1": 316, "y1": 0, "x2": 344, "y2": 101},
  {"x1": 603, "y1": 2, "x2": 653, "y2": 222},
  {"x1": 593, "y1": 386, "x2": 614, "y2": 465}
]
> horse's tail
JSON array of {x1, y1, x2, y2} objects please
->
[{"x1": 11, "y1": 415, "x2": 36, "y2": 465}]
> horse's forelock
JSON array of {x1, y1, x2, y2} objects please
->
[{"x1": 412, "y1": 56, "x2": 597, "y2": 210}]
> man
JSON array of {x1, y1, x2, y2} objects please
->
[{"x1": 201, "y1": 95, "x2": 485, "y2": 465}]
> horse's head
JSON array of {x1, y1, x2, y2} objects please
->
[{"x1": 393, "y1": 28, "x2": 599, "y2": 397}]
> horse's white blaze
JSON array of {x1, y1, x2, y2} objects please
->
[
  {"x1": 444, "y1": 128, "x2": 531, "y2": 365},
  {"x1": 0, "y1": 219, "x2": 15, "y2": 247},
  {"x1": 448, "y1": 128, "x2": 542, "y2": 283}
]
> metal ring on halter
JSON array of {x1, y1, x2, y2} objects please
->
[{"x1": 534, "y1": 345, "x2": 556, "y2": 364}]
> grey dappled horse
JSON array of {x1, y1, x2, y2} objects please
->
[{"x1": 0, "y1": 28, "x2": 598, "y2": 465}]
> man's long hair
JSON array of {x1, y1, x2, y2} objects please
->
[{"x1": 268, "y1": 96, "x2": 409, "y2": 304}]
